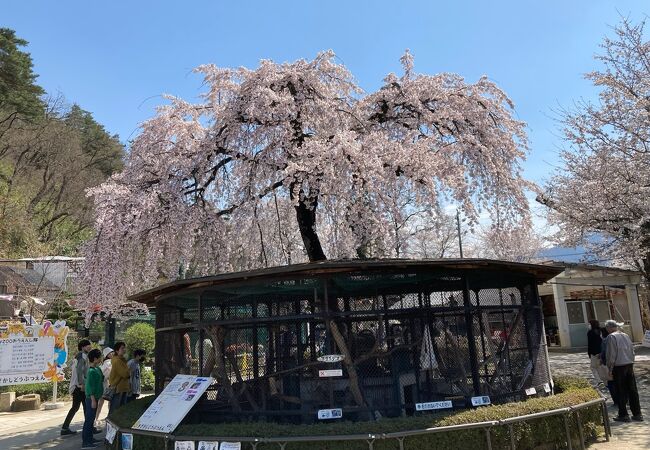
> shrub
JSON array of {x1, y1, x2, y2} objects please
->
[
  {"x1": 0, "y1": 380, "x2": 70, "y2": 402},
  {"x1": 106, "y1": 377, "x2": 604, "y2": 450},
  {"x1": 141, "y1": 367, "x2": 155, "y2": 392},
  {"x1": 123, "y1": 322, "x2": 155, "y2": 358}
]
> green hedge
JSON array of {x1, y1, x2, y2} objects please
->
[
  {"x1": 0, "y1": 380, "x2": 71, "y2": 402},
  {"x1": 107, "y1": 377, "x2": 603, "y2": 450}
]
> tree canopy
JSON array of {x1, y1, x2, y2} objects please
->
[
  {"x1": 0, "y1": 28, "x2": 125, "y2": 257},
  {"x1": 79, "y1": 51, "x2": 532, "y2": 316},
  {"x1": 539, "y1": 19, "x2": 650, "y2": 281},
  {"x1": 0, "y1": 28, "x2": 45, "y2": 125}
]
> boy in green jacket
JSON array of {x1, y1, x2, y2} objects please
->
[{"x1": 82, "y1": 349, "x2": 103, "y2": 449}]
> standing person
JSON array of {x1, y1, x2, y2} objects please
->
[
  {"x1": 127, "y1": 349, "x2": 146, "y2": 403},
  {"x1": 600, "y1": 327, "x2": 618, "y2": 405},
  {"x1": 61, "y1": 339, "x2": 91, "y2": 436},
  {"x1": 587, "y1": 320, "x2": 603, "y2": 383},
  {"x1": 604, "y1": 320, "x2": 643, "y2": 422},
  {"x1": 108, "y1": 342, "x2": 130, "y2": 413},
  {"x1": 94, "y1": 347, "x2": 113, "y2": 429},
  {"x1": 82, "y1": 349, "x2": 103, "y2": 449}
]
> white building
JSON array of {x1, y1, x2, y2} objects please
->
[{"x1": 538, "y1": 262, "x2": 644, "y2": 348}]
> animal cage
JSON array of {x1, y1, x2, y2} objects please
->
[{"x1": 131, "y1": 259, "x2": 562, "y2": 424}]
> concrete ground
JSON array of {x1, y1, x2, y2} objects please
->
[
  {"x1": 549, "y1": 345, "x2": 650, "y2": 449},
  {"x1": 0, "y1": 348, "x2": 648, "y2": 449},
  {"x1": 0, "y1": 400, "x2": 107, "y2": 450}
]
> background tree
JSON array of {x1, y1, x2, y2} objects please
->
[
  {"x1": 0, "y1": 28, "x2": 44, "y2": 136},
  {"x1": 539, "y1": 19, "x2": 650, "y2": 281},
  {"x1": 0, "y1": 98, "x2": 124, "y2": 256},
  {"x1": 80, "y1": 50, "x2": 532, "y2": 317}
]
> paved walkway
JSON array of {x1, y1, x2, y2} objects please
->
[
  {"x1": 0, "y1": 401, "x2": 107, "y2": 450},
  {"x1": 549, "y1": 345, "x2": 650, "y2": 449}
]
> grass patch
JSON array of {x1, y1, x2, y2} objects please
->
[{"x1": 107, "y1": 377, "x2": 603, "y2": 450}]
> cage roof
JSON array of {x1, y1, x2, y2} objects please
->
[{"x1": 129, "y1": 258, "x2": 563, "y2": 306}]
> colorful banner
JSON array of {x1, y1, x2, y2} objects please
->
[{"x1": 0, "y1": 320, "x2": 69, "y2": 386}]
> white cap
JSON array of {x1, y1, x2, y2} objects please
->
[{"x1": 102, "y1": 347, "x2": 114, "y2": 358}]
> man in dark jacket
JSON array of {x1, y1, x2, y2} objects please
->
[{"x1": 587, "y1": 320, "x2": 603, "y2": 383}]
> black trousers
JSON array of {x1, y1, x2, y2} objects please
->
[
  {"x1": 62, "y1": 386, "x2": 86, "y2": 429},
  {"x1": 612, "y1": 364, "x2": 641, "y2": 418}
]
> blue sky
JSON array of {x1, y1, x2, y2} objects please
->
[{"x1": 3, "y1": 0, "x2": 648, "y2": 187}]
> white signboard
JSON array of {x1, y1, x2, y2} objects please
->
[
  {"x1": 319, "y1": 369, "x2": 343, "y2": 378},
  {"x1": 0, "y1": 336, "x2": 53, "y2": 386},
  {"x1": 175, "y1": 442, "x2": 195, "y2": 450},
  {"x1": 317, "y1": 355, "x2": 344, "y2": 363},
  {"x1": 219, "y1": 443, "x2": 241, "y2": 450},
  {"x1": 525, "y1": 387, "x2": 537, "y2": 396},
  {"x1": 543, "y1": 383, "x2": 552, "y2": 394},
  {"x1": 642, "y1": 330, "x2": 650, "y2": 348},
  {"x1": 197, "y1": 442, "x2": 219, "y2": 450},
  {"x1": 105, "y1": 423, "x2": 117, "y2": 444},
  {"x1": 415, "y1": 400, "x2": 453, "y2": 411},
  {"x1": 471, "y1": 396, "x2": 491, "y2": 407},
  {"x1": 317, "y1": 408, "x2": 343, "y2": 420},
  {"x1": 133, "y1": 375, "x2": 213, "y2": 434}
]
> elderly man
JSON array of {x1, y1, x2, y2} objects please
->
[{"x1": 604, "y1": 320, "x2": 643, "y2": 422}]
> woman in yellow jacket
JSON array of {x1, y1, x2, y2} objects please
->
[{"x1": 108, "y1": 342, "x2": 130, "y2": 413}]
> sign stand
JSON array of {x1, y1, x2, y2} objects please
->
[{"x1": 44, "y1": 380, "x2": 64, "y2": 410}]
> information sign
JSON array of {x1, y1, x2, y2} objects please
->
[
  {"x1": 0, "y1": 320, "x2": 69, "y2": 386},
  {"x1": 471, "y1": 396, "x2": 491, "y2": 406},
  {"x1": 317, "y1": 355, "x2": 344, "y2": 363},
  {"x1": 318, "y1": 369, "x2": 343, "y2": 377},
  {"x1": 133, "y1": 375, "x2": 213, "y2": 434},
  {"x1": 220, "y1": 443, "x2": 241, "y2": 450},
  {"x1": 525, "y1": 387, "x2": 537, "y2": 396},
  {"x1": 121, "y1": 433, "x2": 133, "y2": 450},
  {"x1": 415, "y1": 400, "x2": 453, "y2": 411},
  {"x1": 543, "y1": 383, "x2": 551, "y2": 394},
  {"x1": 197, "y1": 442, "x2": 219, "y2": 450},
  {"x1": 317, "y1": 408, "x2": 343, "y2": 420},
  {"x1": 175, "y1": 442, "x2": 195, "y2": 450}
]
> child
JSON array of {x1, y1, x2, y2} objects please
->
[{"x1": 82, "y1": 348, "x2": 103, "y2": 449}]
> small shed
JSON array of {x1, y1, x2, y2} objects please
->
[{"x1": 538, "y1": 261, "x2": 644, "y2": 348}]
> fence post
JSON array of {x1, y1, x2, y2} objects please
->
[
  {"x1": 600, "y1": 400, "x2": 611, "y2": 441},
  {"x1": 575, "y1": 410, "x2": 585, "y2": 450},
  {"x1": 509, "y1": 424, "x2": 516, "y2": 450},
  {"x1": 397, "y1": 436, "x2": 405, "y2": 450},
  {"x1": 563, "y1": 414, "x2": 573, "y2": 450},
  {"x1": 485, "y1": 427, "x2": 493, "y2": 450}
]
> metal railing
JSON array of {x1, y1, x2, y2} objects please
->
[{"x1": 106, "y1": 397, "x2": 609, "y2": 450}]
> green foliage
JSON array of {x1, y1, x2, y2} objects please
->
[
  {"x1": 124, "y1": 322, "x2": 155, "y2": 358},
  {"x1": 0, "y1": 29, "x2": 125, "y2": 258},
  {"x1": 107, "y1": 377, "x2": 603, "y2": 450},
  {"x1": 141, "y1": 367, "x2": 155, "y2": 392},
  {"x1": 0, "y1": 381, "x2": 70, "y2": 402},
  {"x1": 0, "y1": 28, "x2": 44, "y2": 119}
]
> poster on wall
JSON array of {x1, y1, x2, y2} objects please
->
[
  {"x1": 642, "y1": 330, "x2": 650, "y2": 348},
  {"x1": 133, "y1": 375, "x2": 213, "y2": 434},
  {"x1": 0, "y1": 320, "x2": 69, "y2": 386}
]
